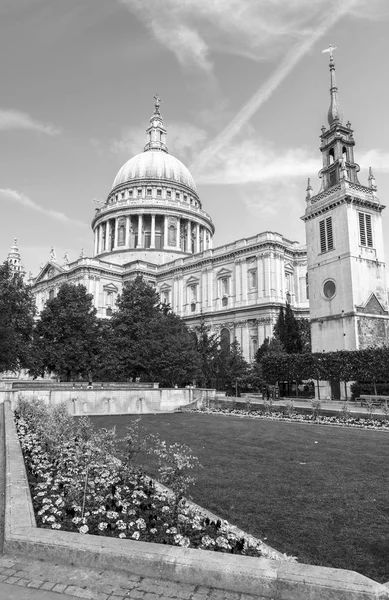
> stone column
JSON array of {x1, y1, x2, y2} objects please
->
[
  {"x1": 114, "y1": 218, "x2": 119, "y2": 249},
  {"x1": 208, "y1": 232, "x2": 213, "y2": 249},
  {"x1": 105, "y1": 221, "x2": 110, "y2": 251},
  {"x1": 202, "y1": 227, "x2": 207, "y2": 251},
  {"x1": 164, "y1": 215, "x2": 169, "y2": 249},
  {"x1": 186, "y1": 220, "x2": 191, "y2": 252},
  {"x1": 125, "y1": 216, "x2": 130, "y2": 248},
  {"x1": 150, "y1": 214, "x2": 156, "y2": 248},
  {"x1": 196, "y1": 223, "x2": 200, "y2": 253},
  {"x1": 176, "y1": 218, "x2": 181, "y2": 250},
  {"x1": 241, "y1": 259, "x2": 248, "y2": 304},
  {"x1": 137, "y1": 214, "x2": 143, "y2": 248},
  {"x1": 94, "y1": 228, "x2": 98, "y2": 255},
  {"x1": 235, "y1": 259, "x2": 241, "y2": 307},
  {"x1": 257, "y1": 254, "x2": 264, "y2": 299}
]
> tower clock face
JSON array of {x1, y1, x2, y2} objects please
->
[{"x1": 323, "y1": 279, "x2": 336, "y2": 299}]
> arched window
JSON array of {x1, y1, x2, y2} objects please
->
[
  {"x1": 329, "y1": 148, "x2": 335, "y2": 164},
  {"x1": 220, "y1": 328, "x2": 230, "y2": 354},
  {"x1": 342, "y1": 146, "x2": 347, "y2": 162}
]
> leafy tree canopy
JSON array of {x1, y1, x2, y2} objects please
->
[
  {"x1": 32, "y1": 283, "x2": 99, "y2": 381},
  {"x1": 0, "y1": 261, "x2": 36, "y2": 373}
]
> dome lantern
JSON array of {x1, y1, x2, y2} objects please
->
[{"x1": 144, "y1": 94, "x2": 168, "y2": 153}]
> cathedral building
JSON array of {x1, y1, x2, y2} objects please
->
[{"x1": 21, "y1": 95, "x2": 309, "y2": 361}]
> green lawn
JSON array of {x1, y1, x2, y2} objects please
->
[{"x1": 88, "y1": 413, "x2": 389, "y2": 583}]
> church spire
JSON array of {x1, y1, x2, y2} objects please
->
[
  {"x1": 323, "y1": 44, "x2": 343, "y2": 127},
  {"x1": 144, "y1": 94, "x2": 168, "y2": 153}
]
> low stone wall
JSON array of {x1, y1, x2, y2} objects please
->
[
  {"x1": 3, "y1": 400, "x2": 389, "y2": 600},
  {"x1": 209, "y1": 398, "x2": 386, "y2": 421},
  {"x1": 0, "y1": 385, "x2": 215, "y2": 415}
]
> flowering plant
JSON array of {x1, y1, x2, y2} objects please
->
[{"x1": 15, "y1": 397, "x2": 291, "y2": 560}]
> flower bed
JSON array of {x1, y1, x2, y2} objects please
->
[
  {"x1": 14, "y1": 399, "x2": 292, "y2": 560},
  {"x1": 192, "y1": 405, "x2": 389, "y2": 430}
]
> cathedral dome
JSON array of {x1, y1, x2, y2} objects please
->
[{"x1": 112, "y1": 150, "x2": 197, "y2": 193}]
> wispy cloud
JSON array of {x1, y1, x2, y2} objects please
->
[
  {"x1": 195, "y1": 138, "x2": 318, "y2": 186},
  {"x1": 190, "y1": 0, "x2": 357, "y2": 175},
  {"x1": 0, "y1": 109, "x2": 60, "y2": 135},
  {"x1": 111, "y1": 121, "x2": 208, "y2": 162},
  {"x1": 119, "y1": 0, "x2": 383, "y2": 73},
  {"x1": 359, "y1": 149, "x2": 389, "y2": 173},
  {"x1": 0, "y1": 188, "x2": 87, "y2": 227}
]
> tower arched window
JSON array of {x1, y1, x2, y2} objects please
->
[
  {"x1": 342, "y1": 146, "x2": 347, "y2": 162},
  {"x1": 329, "y1": 148, "x2": 335, "y2": 164}
]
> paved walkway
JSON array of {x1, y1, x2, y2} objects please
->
[{"x1": 0, "y1": 555, "x2": 259, "y2": 600}]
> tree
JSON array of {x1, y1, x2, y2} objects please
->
[
  {"x1": 32, "y1": 283, "x2": 100, "y2": 381},
  {"x1": 195, "y1": 318, "x2": 219, "y2": 388},
  {"x1": 274, "y1": 304, "x2": 304, "y2": 353},
  {"x1": 0, "y1": 261, "x2": 36, "y2": 373},
  {"x1": 107, "y1": 276, "x2": 200, "y2": 386},
  {"x1": 223, "y1": 339, "x2": 250, "y2": 394}
]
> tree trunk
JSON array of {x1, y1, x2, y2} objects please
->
[{"x1": 316, "y1": 379, "x2": 321, "y2": 400}]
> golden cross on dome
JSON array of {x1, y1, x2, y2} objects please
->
[{"x1": 322, "y1": 44, "x2": 337, "y2": 59}]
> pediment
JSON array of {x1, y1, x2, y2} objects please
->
[
  {"x1": 159, "y1": 283, "x2": 172, "y2": 291},
  {"x1": 216, "y1": 267, "x2": 232, "y2": 278},
  {"x1": 34, "y1": 262, "x2": 64, "y2": 283},
  {"x1": 186, "y1": 275, "x2": 200, "y2": 286},
  {"x1": 356, "y1": 293, "x2": 387, "y2": 315},
  {"x1": 103, "y1": 283, "x2": 119, "y2": 292},
  {"x1": 284, "y1": 261, "x2": 294, "y2": 273}
]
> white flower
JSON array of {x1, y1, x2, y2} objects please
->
[
  {"x1": 166, "y1": 527, "x2": 177, "y2": 535},
  {"x1": 119, "y1": 533, "x2": 126, "y2": 538},
  {"x1": 98, "y1": 522, "x2": 108, "y2": 531},
  {"x1": 72, "y1": 517, "x2": 82, "y2": 525},
  {"x1": 216, "y1": 536, "x2": 231, "y2": 550},
  {"x1": 51, "y1": 523, "x2": 61, "y2": 529},
  {"x1": 201, "y1": 535, "x2": 215, "y2": 547},
  {"x1": 79, "y1": 525, "x2": 89, "y2": 534},
  {"x1": 132, "y1": 531, "x2": 140, "y2": 540},
  {"x1": 149, "y1": 528, "x2": 157, "y2": 534},
  {"x1": 135, "y1": 518, "x2": 146, "y2": 530}
]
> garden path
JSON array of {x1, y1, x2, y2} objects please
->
[{"x1": 0, "y1": 554, "x2": 259, "y2": 600}]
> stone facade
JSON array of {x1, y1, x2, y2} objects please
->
[{"x1": 27, "y1": 98, "x2": 309, "y2": 361}]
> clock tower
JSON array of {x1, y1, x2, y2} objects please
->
[{"x1": 302, "y1": 48, "x2": 389, "y2": 352}]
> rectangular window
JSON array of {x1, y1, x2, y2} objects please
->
[
  {"x1": 147, "y1": 188, "x2": 152, "y2": 196},
  {"x1": 137, "y1": 188, "x2": 142, "y2": 196},
  {"x1": 166, "y1": 190, "x2": 172, "y2": 198},
  {"x1": 176, "y1": 192, "x2": 180, "y2": 200},
  {"x1": 319, "y1": 216, "x2": 334, "y2": 253},
  {"x1": 157, "y1": 189, "x2": 162, "y2": 196},
  {"x1": 359, "y1": 212, "x2": 373, "y2": 247}
]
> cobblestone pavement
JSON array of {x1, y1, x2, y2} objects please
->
[{"x1": 0, "y1": 555, "x2": 263, "y2": 600}]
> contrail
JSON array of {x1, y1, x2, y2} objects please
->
[{"x1": 190, "y1": 0, "x2": 356, "y2": 175}]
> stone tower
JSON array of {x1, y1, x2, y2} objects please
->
[
  {"x1": 6, "y1": 239, "x2": 25, "y2": 278},
  {"x1": 302, "y1": 48, "x2": 389, "y2": 352}
]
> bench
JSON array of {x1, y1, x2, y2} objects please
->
[{"x1": 359, "y1": 394, "x2": 389, "y2": 407}]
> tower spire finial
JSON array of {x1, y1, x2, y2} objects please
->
[
  {"x1": 322, "y1": 44, "x2": 343, "y2": 126},
  {"x1": 144, "y1": 94, "x2": 168, "y2": 153}
]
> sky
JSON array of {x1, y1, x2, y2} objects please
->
[{"x1": 1, "y1": 0, "x2": 389, "y2": 276}]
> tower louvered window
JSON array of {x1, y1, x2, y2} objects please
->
[
  {"x1": 319, "y1": 217, "x2": 334, "y2": 253},
  {"x1": 358, "y1": 212, "x2": 373, "y2": 247}
]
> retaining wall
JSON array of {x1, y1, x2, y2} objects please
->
[
  {"x1": 3, "y1": 400, "x2": 389, "y2": 599},
  {"x1": 0, "y1": 384, "x2": 215, "y2": 414}
]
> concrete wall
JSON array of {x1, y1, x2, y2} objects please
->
[{"x1": 0, "y1": 384, "x2": 215, "y2": 414}]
